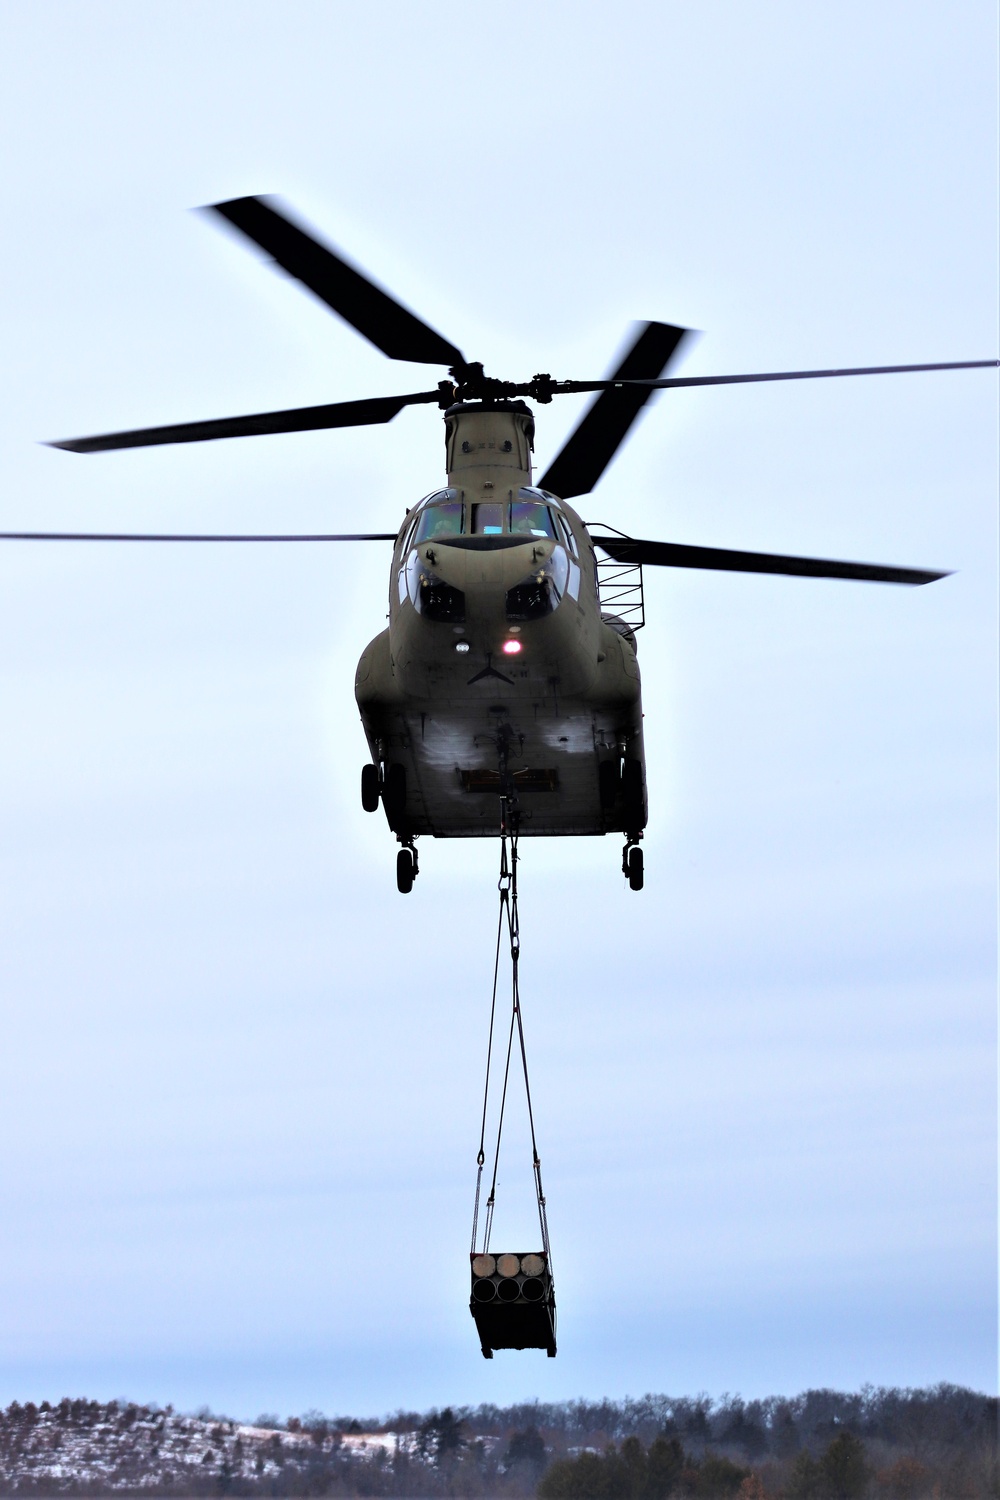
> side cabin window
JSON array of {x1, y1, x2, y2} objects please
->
[{"x1": 555, "y1": 512, "x2": 579, "y2": 557}]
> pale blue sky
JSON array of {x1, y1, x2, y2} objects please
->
[{"x1": 0, "y1": 1, "x2": 995, "y2": 1418}]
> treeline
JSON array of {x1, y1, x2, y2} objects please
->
[
  {"x1": 252, "y1": 1386, "x2": 999, "y2": 1500},
  {"x1": 442, "y1": 1384, "x2": 997, "y2": 1461},
  {"x1": 536, "y1": 1429, "x2": 958, "y2": 1500},
  {"x1": 382, "y1": 1389, "x2": 997, "y2": 1500},
  {"x1": 0, "y1": 1386, "x2": 993, "y2": 1498}
]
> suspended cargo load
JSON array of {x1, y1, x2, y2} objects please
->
[
  {"x1": 469, "y1": 833, "x2": 557, "y2": 1357},
  {"x1": 470, "y1": 1251, "x2": 556, "y2": 1358}
]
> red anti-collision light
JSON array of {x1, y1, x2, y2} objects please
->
[{"x1": 502, "y1": 639, "x2": 522, "y2": 655}]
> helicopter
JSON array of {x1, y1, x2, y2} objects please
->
[{"x1": 21, "y1": 195, "x2": 997, "y2": 894}]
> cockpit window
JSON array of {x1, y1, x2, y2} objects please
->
[
  {"x1": 510, "y1": 500, "x2": 557, "y2": 539},
  {"x1": 414, "y1": 501, "x2": 464, "y2": 543},
  {"x1": 410, "y1": 486, "x2": 568, "y2": 543},
  {"x1": 471, "y1": 502, "x2": 505, "y2": 535}
]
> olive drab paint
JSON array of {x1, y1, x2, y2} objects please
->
[{"x1": 355, "y1": 402, "x2": 648, "y2": 846}]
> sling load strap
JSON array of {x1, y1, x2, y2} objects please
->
[{"x1": 471, "y1": 825, "x2": 552, "y2": 1266}]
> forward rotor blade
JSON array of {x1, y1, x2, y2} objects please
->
[
  {"x1": 210, "y1": 196, "x2": 466, "y2": 368},
  {"x1": 592, "y1": 535, "x2": 949, "y2": 586},
  {"x1": 538, "y1": 322, "x2": 688, "y2": 499},
  {"x1": 0, "y1": 532, "x2": 398, "y2": 543},
  {"x1": 557, "y1": 358, "x2": 999, "y2": 396},
  {"x1": 47, "y1": 391, "x2": 439, "y2": 453}
]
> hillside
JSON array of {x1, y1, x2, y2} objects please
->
[{"x1": 0, "y1": 1386, "x2": 994, "y2": 1496}]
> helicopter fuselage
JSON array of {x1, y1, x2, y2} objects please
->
[
  {"x1": 39, "y1": 190, "x2": 984, "y2": 894},
  {"x1": 355, "y1": 403, "x2": 647, "y2": 841}
]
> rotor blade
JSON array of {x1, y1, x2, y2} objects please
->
[
  {"x1": 0, "y1": 532, "x2": 398, "y2": 542},
  {"x1": 538, "y1": 323, "x2": 688, "y2": 499},
  {"x1": 209, "y1": 196, "x2": 466, "y2": 368},
  {"x1": 47, "y1": 391, "x2": 439, "y2": 453},
  {"x1": 592, "y1": 535, "x2": 949, "y2": 586},
  {"x1": 555, "y1": 358, "x2": 999, "y2": 396}
]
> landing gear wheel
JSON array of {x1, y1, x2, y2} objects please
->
[
  {"x1": 396, "y1": 848, "x2": 414, "y2": 894},
  {"x1": 626, "y1": 845, "x2": 644, "y2": 891},
  {"x1": 361, "y1": 763, "x2": 380, "y2": 813},
  {"x1": 384, "y1": 763, "x2": 407, "y2": 822}
]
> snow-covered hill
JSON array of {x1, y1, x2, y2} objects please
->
[{"x1": 0, "y1": 1399, "x2": 405, "y2": 1492}]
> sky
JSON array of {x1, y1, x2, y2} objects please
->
[{"x1": 0, "y1": 1, "x2": 996, "y2": 1421}]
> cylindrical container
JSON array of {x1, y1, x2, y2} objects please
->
[{"x1": 469, "y1": 1250, "x2": 557, "y2": 1358}]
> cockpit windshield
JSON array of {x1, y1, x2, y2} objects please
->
[
  {"x1": 414, "y1": 500, "x2": 464, "y2": 543},
  {"x1": 510, "y1": 500, "x2": 557, "y2": 539},
  {"x1": 471, "y1": 502, "x2": 505, "y2": 535},
  {"x1": 412, "y1": 486, "x2": 566, "y2": 545}
]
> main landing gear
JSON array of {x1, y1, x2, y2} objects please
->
[
  {"x1": 396, "y1": 840, "x2": 419, "y2": 894},
  {"x1": 360, "y1": 761, "x2": 407, "y2": 820},
  {"x1": 622, "y1": 836, "x2": 644, "y2": 891},
  {"x1": 600, "y1": 754, "x2": 645, "y2": 890},
  {"x1": 362, "y1": 762, "x2": 420, "y2": 892},
  {"x1": 360, "y1": 762, "x2": 380, "y2": 812}
]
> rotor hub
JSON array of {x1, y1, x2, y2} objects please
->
[{"x1": 440, "y1": 366, "x2": 556, "y2": 408}]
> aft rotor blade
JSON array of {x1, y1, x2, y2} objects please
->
[
  {"x1": 557, "y1": 358, "x2": 999, "y2": 396},
  {"x1": 592, "y1": 535, "x2": 949, "y2": 586},
  {"x1": 538, "y1": 322, "x2": 688, "y2": 499},
  {"x1": 210, "y1": 196, "x2": 466, "y2": 368},
  {"x1": 47, "y1": 391, "x2": 439, "y2": 453},
  {"x1": 0, "y1": 532, "x2": 398, "y2": 543}
]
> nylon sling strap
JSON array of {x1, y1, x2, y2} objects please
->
[{"x1": 471, "y1": 830, "x2": 551, "y2": 1264}]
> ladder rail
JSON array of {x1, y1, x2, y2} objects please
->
[{"x1": 588, "y1": 523, "x2": 646, "y2": 632}]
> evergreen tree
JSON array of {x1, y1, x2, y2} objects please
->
[
  {"x1": 820, "y1": 1432, "x2": 868, "y2": 1500},
  {"x1": 699, "y1": 1454, "x2": 751, "y2": 1495},
  {"x1": 787, "y1": 1451, "x2": 821, "y2": 1499},
  {"x1": 646, "y1": 1435, "x2": 685, "y2": 1497},
  {"x1": 504, "y1": 1425, "x2": 547, "y2": 1472}
]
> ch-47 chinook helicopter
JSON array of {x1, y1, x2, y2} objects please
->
[{"x1": 27, "y1": 197, "x2": 998, "y2": 893}]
